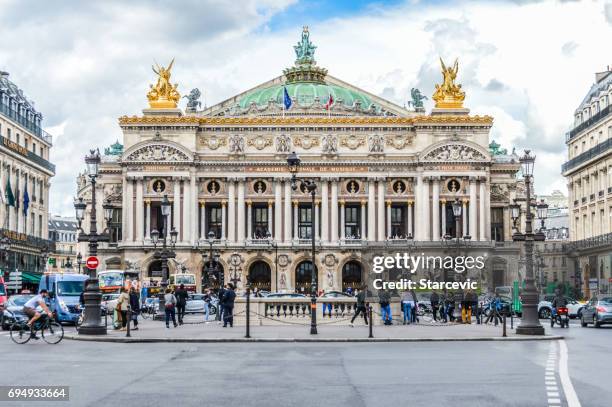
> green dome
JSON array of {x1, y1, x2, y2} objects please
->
[{"x1": 238, "y1": 82, "x2": 374, "y2": 110}]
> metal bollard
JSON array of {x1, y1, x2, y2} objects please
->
[
  {"x1": 126, "y1": 306, "x2": 131, "y2": 337},
  {"x1": 245, "y1": 285, "x2": 251, "y2": 339},
  {"x1": 510, "y1": 311, "x2": 514, "y2": 330},
  {"x1": 502, "y1": 313, "x2": 507, "y2": 337},
  {"x1": 368, "y1": 304, "x2": 373, "y2": 339}
]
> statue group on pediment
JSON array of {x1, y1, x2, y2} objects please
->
[
  {"x1": 229, "y1": 135, "x2": 245, "y2": 154},
  {"x1": 276, "y1": 134, "x2": 291, "y2": 153},
  {"x1": 126, "y1": 145, "x2": 190, "y2": 162},
  {"x1": 424, "y1": 144, "x2": 486, "y2": 161},
  {"x1": 368, "y1": 134, "x2": 385, "y2": 153},
  {"x1": 322, "y1": 134, "x2": 338, "y2": 154}
]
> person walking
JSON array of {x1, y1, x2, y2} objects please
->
[
  {"x1": 216, "y1": 286, "x2": 226, "y2": 324},
  {"x1": 221, "y1": 284, "x2": 236, "y2": 328},
  {"x1": 445, "y1": 291, "x2": 456, "y2": 323},
  {"x1": 485, "y1": 293, "x2": 503, "y2": 326},
  {"x1": 174, "y1": 284, "x2": 189, "y2": 325},
  {"x1": 116, "y1": 288, "x2": 130, "y2": 331},
  {"x1": 430, "y1": 290, "x2": 440, "y2": 322},
  {"x1": 401, "y1": 290, "x2": 412, "y2": 325},
  {"x1": 378, "y1": 290, "x2": 392, "y2": 325},
  {"x1": 410, "y1": 290, "x2": 419, "y2": 323},
  {"x1": 164, "y1": 288, "x2": 178, "y2": 328},
  {"x1": 462, "y1": 289, "x2": 477, "y2": 324},
  {"x1": 349, "y1": 287, "x2": 368, "y2": 326},
  {"x1": 203, "y1": 288, "x2": 212, "y2": 322},
  {"x1": 129, "y1": 287, "x2": 140, "y2": 330}
]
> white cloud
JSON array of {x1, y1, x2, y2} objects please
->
[{"x1": 0, "y1": 0, "x2": 609, "y2": 215}]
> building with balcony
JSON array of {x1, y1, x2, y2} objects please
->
[
  {"x1": 48, "y1": 215, "x2": 79, "y2": 273},
  {"x1": 0, "y1": 70, "x2": 55, "y2": 288},
  {"x1": 76, "y1": 28, "x2": 524, "y2": 294},
  {"x1": 563, "y1": 66, "x2": 612, "y2": 297}
]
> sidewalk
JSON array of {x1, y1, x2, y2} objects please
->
[{"x1": 65, "y1": 315, "x2": 563, "y2": 343}]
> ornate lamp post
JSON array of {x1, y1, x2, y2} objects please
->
[
  {"x1": 266, "y1": 230, "x2": 279, "y2": 292},
  {"x1": 287, "y1": 151, "x2": 318, "y2": 335},
  {"x1": 451, "y1": 198, "x2": 462, "y2": 239},
  {"x1": 202, "y1": 231, "x2": 221, "y2": 289},
  {"x1": 76, "y1": 253, "x2": 83, "y2": 274},
  {"x1": 150, "y1": 194, "x2": 177, "y2": 318},
  {"x1": 75, "y1": 149, "x2": 113, "y2": 335},
  {"x1": 511, "y1": 150, "x2": 547, "y2": 335},
  {"x1": 0, "y1": 237, "x2": 10, "y2": 281}
]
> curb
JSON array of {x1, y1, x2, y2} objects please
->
[{"x1": 64, "y1": 334, "x2": 564, "y2": 343}]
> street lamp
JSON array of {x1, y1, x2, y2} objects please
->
[
  {"x1": 203, "y1": 230, "x2": 221, "y2": 289},
  {"x1": 512, "y1": 150, "x2": 546, "y2": 335},
  {"x1": 266, "y1": 230, "x2": 279, "y2": 291},
  {"x1": 452, "y1": 198, "x2": 462, "y2": 239},
  {"x1": 287, "y1": 151, "x2": 318, "y2": 335},
  {"x1": 0, "y1": 236, "x2": 10, "y2": 281},
  {"x1": 150, "y1": 194, "x2": 177, "y2": 318},
  {"x1": 75, "y1": 148, "x2": 111, "y2": 335},
  {"x1": 76, "y1": 253, "x2": 83, "y2": 274}
]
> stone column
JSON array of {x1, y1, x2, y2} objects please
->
[
  {"x1": 360, "y1": 199, "x2": 367, "y2": 239},
  {"x1": 407, "y1": 200, "x2": 413, "y2": 238},
  {"x1": 462, "y1": 199, "x2": 468, "y2": 237},
  {"x1": 136, "y1": 178, "x2": 144, "y2": 242},
  {"x1": 121, "y1": 170, "x2": 127, "y2": 242},
  {"x1": 440, "y1": 199, "x2": 446, "y2": 238},
  {"x1": 314, "y1": 200, "x2": 320, "y2": 239},
  {"x1": 247, "y1": 200, "x2": 253, "y2": 239},
  {"x1": 145, "y1": 199, "x2": 151, "y2": 240},
  {"x1": 386, "y1": 200, "x2": 392, "y2": 238},
  {"x1": 284, "y1": 181, "x2": 292, "y2": 243},
  {"x1": 321, "y1": 180, "x2": 329, "y2": 242},
  {"x1": 237, "y1": 179, "x2": 245, "y2": 242},
  {"x1": 126, "y1": 177, "x2": 134, "y2": 241},
  {"x1": 367, "y1": 179, "x2": 376, "y2": 241},
  {"x1": 221, "y1": 200, "x2": 227, "y2": 240},
  {"x1": 469, "y1": 177, "x2": 478, "y2": 239},
  {"x1": 415, "y1": 176, "x2": 423, "y2": 240},
  {"x1": 199, "y1": 201, "x2": 206, "y2": 239},
  {"x1": 377, "y1": 180, "x2": 385, "y2": 241},
  {"x1": 274, "y1": 180, "x2": 282, "y2": 240},
  {"x1": 423, "y1": 177, "x2": 430, "y2": 241},
  {"x1": 432, "y1": 177, "x2": 440, "y2": 241},
  {"x1": 17, "y1": 170, "x2": 24, "y2": 233},
  {"x1": 227, "y1": 180, "x2": 235, "y2": 242},
  {"x1": 190, "y1": 174, "x2": 197, "y2": 244},
  {"x1": 340, "y1": 200, "x2": 345, "y2": 240},
  {"x1": 479, "y1": 177, "x2": 487, "y2": 241},
  {"x1": 330, "y1": 180, "x2": 338, "y2": 242},
  {"x1": 268, "y1": 199, "x2": 274, "y2": 237},
  {"x1": 293, "y1": 200, "x2": 299, "y2": 240},
  {"x1": 173, "y1": 178, "x2": 181, "y2": 237}
]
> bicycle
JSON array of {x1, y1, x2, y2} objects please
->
[{"x1": 10, "y1": 314, "x2": 64, "y2": 345}]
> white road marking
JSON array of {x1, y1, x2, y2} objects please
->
[
  {"x1": 559, "y1": 340, "x2": 581, "y2": 407},
  {"x1": 547, "y1": 342, "x2": 560, "y2": 407},
  {"x1": 548, "y1": 398, "x2": 561, "y2": 404}
]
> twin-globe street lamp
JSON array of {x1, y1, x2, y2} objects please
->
[
  {"x1": 509, "y1": 150, "x2": 549, "y2": 335},
  {"x1": 150, "y1": 194, "x2": 178, "y2": 317},
  {"x1": 74, "y1": 149, "x2": 115, "y2": 335},
  {"x1": 287, "y1": 151, "x2": 318, "y2": 335}
]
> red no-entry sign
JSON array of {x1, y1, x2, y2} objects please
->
[{"x1": 86, "y1": 256, "x2": 100, "y2": 270}]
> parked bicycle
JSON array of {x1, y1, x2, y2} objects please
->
[{"x1": 10, "y1": 314, "x2": 64, "y2": 344}]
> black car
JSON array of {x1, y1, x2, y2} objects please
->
[{"x1": 1, "y1": 294, "x2": 34, "y2": 330}]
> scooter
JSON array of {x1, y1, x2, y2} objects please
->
[{"x1": 551, "y1": 306, "x2": 569, "y2": 328}]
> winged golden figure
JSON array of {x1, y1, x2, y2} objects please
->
[
  {"x1": 432, "y1": 57, "x2": 465, "y2": 109},
  {"x1": 147, "y1": 58, "x2": 180, "y2": 108}
]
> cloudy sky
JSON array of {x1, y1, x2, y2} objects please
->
[{"x1": 1, "y1": 0, "x2": 611, "y2": 216}]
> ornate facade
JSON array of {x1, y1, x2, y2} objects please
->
[{"x1": 76, "y1": 28, "x2": 523, "y2": 294}]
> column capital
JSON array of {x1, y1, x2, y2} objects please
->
[
  {"x1": 221, "y1": 200, "x2": 227, "y2": 207},
  {"x1": 246, "y1": 199, "x2": 252, "y2": 206},
  {"x1": 199, "y1": 200, "x2": 206, "y2": 207},
  {"x1": 315, "y1": 199, "x2": 321, "y2": 206},
  {"x1": 407, "y1": 199, "x2": 414, "y2": 206},
  {"x1": 268, "y1": 199, "x2": 274, "y2": 207},
  {"x1": 469, "y1": 176, "x2": 478, "y2": 182},
  {"x1": 360, "y1": 199, "x2": 367, "y2": 206},
  {"x1": 293, "y1": 199, "x2": 299, "y2": 206},
  {"x1": 440, "y1": 199, "x2": 447, "y2": 204},
  {"x1": 144, "y1": 198, "x2": 151, "y2": 205},
  {"x1": 462, "y1": 198, "x2": 469, "y2": 204},
  {"x1": 430, "y1": 176, "x2": 441, "y2": 182},
  {"x1": 386, "y1": 199, "x2": 392, "y2": 207},
  {"x1": 339, "y1": 199, "x2": 345, "y2": 206}
]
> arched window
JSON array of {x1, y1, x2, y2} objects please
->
[
  {"x1": 342, "y1": 261, "x2": 362, "y2": 291},
  {"x1": 249, "y1": 261, "x2": 271, "y2": 291},
  {"x1": 295, "y1": 261, "x2": 318, "y2": 294},
  {"x1": 148, "y1": 260, "x2": 162, "y2": 278}
]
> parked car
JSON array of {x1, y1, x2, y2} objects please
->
[
  {"x1": 538, "y1": 296, "x2": 583, "y2": 319},
  {"x1": 101, "y1": 293, "x2": 120, "y2": 315},
  {"x1": 185, "y1": 294, "x2": 206, "y2": 313},
  {"x1": 265, "y1": 293, "x2": 306, "y2": 299},
  {"x1": 1, "y1": 294, "x2": 34, "y2": 330},
  {"x1": 319, "y1": 291, "x2": 351, "y2": 298},
  {"x1": 580, "y1": 295, "x2": 612, "y2": 328}
]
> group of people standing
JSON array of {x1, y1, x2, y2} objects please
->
[{"x1": 429, "y1": 289, "x2": 480, "y2": 324}]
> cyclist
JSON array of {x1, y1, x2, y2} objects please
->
[{"x1": 23, "y1": 289, "x2": 53, "y2": 338}]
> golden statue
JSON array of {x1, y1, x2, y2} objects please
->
[
  {"x1": 147, "y1": 59, "x2": 180, "y2": 108},
  {"x1": 432, "y1": 58, "x2": 465, "y2": 109}
]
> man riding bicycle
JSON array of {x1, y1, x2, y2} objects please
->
[{"x1": 23, "y1": 289, "x2": 53, "y2": 335}]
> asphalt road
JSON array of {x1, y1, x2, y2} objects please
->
[{"x1": 0, "y1": 320, "x2": 609, "y2": 407}]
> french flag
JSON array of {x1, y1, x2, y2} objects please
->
[{"x1": 324, "y1": 93, "x2": 334, "y2": 110}]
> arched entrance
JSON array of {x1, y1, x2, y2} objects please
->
[
  {"x1": 249, "y1": 261, "x2": 271, "y2": 291},
  {"x1": 492, "y1": 258, "x2": 507, "y2": 289},
  {"x1": 202, "y1": 262, "x2": 224, "y2": 290},
  {"x1": 295, "y1": 261, "x2": 318, "y2": 294},
  {"x1": 342, "y1": 261, "x2": 363, "y2": 291},
  {"x1": 148, "y1": 260, "x2": 162, "y2": 279}
]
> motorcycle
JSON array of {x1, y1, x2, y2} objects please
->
[{"x1": 551, "y1": 306, "x2": 569, "y2": 328}]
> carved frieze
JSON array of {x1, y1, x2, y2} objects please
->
[
  {"x1": 247, "y1": 135, "x2": 273, "y2": 150},
  {"x1": 276, "y1": 134, "x2": 291, "y2": 153},
  {"x1": 339, "y1": 135, "x2": 365, "y2": 150},
  {"x1": 293, "y1": 135, "x2": 320, "y2": 150},
  {"x1": 200, "y1": 135, "x2": 227, "y2": 150},
  {"x1": 368, "y1": 134, "x2": 385, "y2": 153},
  {"x1": 125, "y1": 144, "x2": 190, "y2": 162},
  {"x1": 385, "y1": 134, "x2": 414, "y2": 150},
  {"x1": 229, "y1": 135, "x2": 245, "y2": 154},
  {"x1": 422, "y1": 144, "x2": 487, "y2": 161},
  {"x1": 322, "y1": 134, "x2": 338, "y2": 154}
]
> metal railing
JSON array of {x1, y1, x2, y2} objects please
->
[
  {"x1": 0, "y1": 103, "x2": 53, "y2": 144},
  {"x1": 563, "y1": 232, "x2": 612, "y2": 252},
  {"x1": 568, "y1": 104, "x2": 611, "y2": 140},
  {"x1": 562, "y1": 138, "x2": 612, "y2": 173}
]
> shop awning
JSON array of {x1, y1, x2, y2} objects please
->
[{"x1": 21, "y1": 272, "x2": 43, "y2": 284}]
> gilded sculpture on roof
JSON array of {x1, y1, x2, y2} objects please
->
[
  {"x1": 432, "y1": 58, "x2": 465, "y2": 109},
  {"x1": 147, "y1": 59, "x2": 180, "y2": 108}
]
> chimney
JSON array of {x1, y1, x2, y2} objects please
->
[
  {"x1": 595, "y1": 65, "x2": 612, "y2": 83},
  {"x1": 0, "y1": 71, "x2": 8, "y2": 78}
]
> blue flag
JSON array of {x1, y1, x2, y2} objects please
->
[
  {"x1": 283, "y1": 87, "x2": 292, "y2": 110},
  {"x1": 23, "y1": 185, "x2": 29, "y2": 217}
]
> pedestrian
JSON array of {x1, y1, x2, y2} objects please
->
[
  {"x1": 462, "y1": 289, "x2": 477, "y2": 324},
  {"x1": 164, "y1": 288, "x2": 178, "y2": 328},
  {"x1": 410, "y1": 290, "x2": 419, "y2": 323},
  {"x1": 446, "y1": 291, "x2": 456, "y2": 322},
  {"x1": 401, "y1": 290, "x2": 412, "y2": 325},
  {"x1": 349, "y1": 287, "x2": 368, "y2": 326},
  {"x1": 174, "y1": 283, "x2": 189, "y2": 325},
  {"x1": 217, "y1": 286, "x2": 226, "y2": 324},
  {"x1": 116, "y1": 288, "x2": 130, "y2": 331},
  {"x1": 221, "y1": 283, "x2": 236, "y2": 328},
  {"x1": 203, "y1": 288, "x2": 212, "y2": 322},
  {"x1": 430, "y1": 290, "x2": 440, "y2": 322},
  {"x1": 378, "y1": 290, "x2": 392, "y2": 325},
  {"x1": 129, "y1": 287, "x2": 140, "y2": 330},
  {"x1": 439, "y1": 291, "x2": 448, "y2": 322}
]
